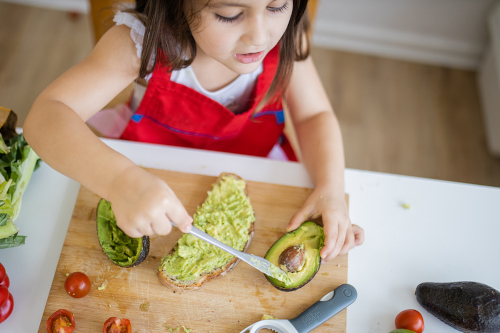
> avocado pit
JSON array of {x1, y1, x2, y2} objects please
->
[{"x1": 278, "y1": 244, "x2": 305, "y2": 273}]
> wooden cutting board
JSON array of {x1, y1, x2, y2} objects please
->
[{"x1": 38, "y1": 169, "x2": 348, "y2": 332}]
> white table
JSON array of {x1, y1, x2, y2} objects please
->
[{"x1": 1, "y1": 138, "x2": 499, "y2": 332}]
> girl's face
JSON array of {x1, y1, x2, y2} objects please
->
[{"x1": 190, "y1": 0, "x2": 292, "y2": 74}]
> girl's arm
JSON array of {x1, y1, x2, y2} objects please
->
[
  {"x1": 285, "y1": 56, "x2": 364, "y2": 261},
  {"x1": 24, "y1": 25, "x2": 192, "y2": 237}
]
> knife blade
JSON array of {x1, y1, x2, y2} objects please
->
[{"x1": 170, "y1": 222, "x2": 290, "y2": 283}]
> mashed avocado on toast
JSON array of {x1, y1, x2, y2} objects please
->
[{"x1": 159, "y1": 175, "x2": 254, "y2": 282}]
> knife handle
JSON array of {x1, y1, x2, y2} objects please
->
[{"x1": 289, "y1": 284, "x2": 357, "y2": 333}]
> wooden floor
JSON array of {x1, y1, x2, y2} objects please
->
[{"x1": 1, "y1": 2, "x2": 499, "y2": 187}]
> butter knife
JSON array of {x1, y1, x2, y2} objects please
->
[{"x1": 171, "y1": 222, "x2": 289, "y2": 283}]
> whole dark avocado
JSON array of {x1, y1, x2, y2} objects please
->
[
  {"x1": 416, "y1": 281, "x2": 500, "y2": 332},
  {"x1": 96, "y1": 199, "x2": 149, "y2": 268}
]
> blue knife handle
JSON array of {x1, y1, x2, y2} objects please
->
[{"x1": 289, "y1": 284, "x2": 357, "y2": 333}]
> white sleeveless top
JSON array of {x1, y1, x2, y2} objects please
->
[{"x1": 114, "y1": 11, "x2": 263, "y2": 114}]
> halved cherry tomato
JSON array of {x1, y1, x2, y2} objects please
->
[
  {"x1": 0, "y1": 292, "x2": 14, "y2": 324},
  {"x1": 46, "y1": 309, "x2": 75, "y2": 333},
  {"x1": 103, "y1": 317, "x2": 132, "y2": 333},
  {"x1": 395, "y1": 309, "x2": 425, "y2": 333},
  {"x1": 64, "y1": 272, "x2": 91, "y2": 298},
  {"x1": 0, "y1": 274, "x2": 9, "y2": 288}
]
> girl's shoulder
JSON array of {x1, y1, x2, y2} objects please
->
[
  {"x1": 113, "y1": 11, "x2": 145, "y2": 61},
  {"x1": 89, "y1": 24, "x2": 140, "y2": 78},
  {"x1": 113, "y1": 11, "x2": 153, "y2": 80}
]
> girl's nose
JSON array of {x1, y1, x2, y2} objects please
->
[{"x1": 242, "y1": 15, "x2": 269, "y2": 47}]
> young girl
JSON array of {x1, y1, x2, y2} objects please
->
[{"x1": 24, "y1": 0, "x2": 364, "y2": 262}]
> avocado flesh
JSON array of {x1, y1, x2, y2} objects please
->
[
  {"x1": 416, "y1": 281, "x2": 500, "y2": 332},
  {"x1": 96, "y1": 199, "x2": 149, "y2": 267},
  {"x1": 159, "y1": 176, "x2": 254, "y2": 282},
  {"x1": 265, "y1": 221, "x2": 324, "y2": 290}
]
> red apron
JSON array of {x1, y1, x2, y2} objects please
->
[{"x1": 120, "y1": 46, "x2": 296, "y2": 160}]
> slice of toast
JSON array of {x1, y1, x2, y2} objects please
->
[{"x1": 158, "y1": 172, "x2": 255, "y2": 292}]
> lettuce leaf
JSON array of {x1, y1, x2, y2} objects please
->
[
  {"x1": 0, "y1": 133, "x2": 40, "y2": 249},
  {"x1": 0, "y1": 232, "x2": 26, "y2": 249},
  {"x1": 0, "y1": 135, "x2": 8, "y2": 154}
]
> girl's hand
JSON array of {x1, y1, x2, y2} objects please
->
[
  {"x1": 107, "y1": 166, "x2": 193, "y2": 238},
  {"x1": 286, "y1": 187, "x2": 364, "y2": 262}
]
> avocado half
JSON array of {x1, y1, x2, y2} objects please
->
[
  {"x1": 264, "y1": 221, "x2": 324, "y2": 291},
  {"x1": 96, "y1": 199, "x2": 149, "y2": 268},
  {"x1": 416, "y1": 281, "x2": 500, "y2": 332}
]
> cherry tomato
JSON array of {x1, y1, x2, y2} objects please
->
[
  {"x1": 395, "y1": 309, "x2": 425, "y2": 333},
  {"x1": 103, "y1": 317, "x2": 132, "y2": 333},
  {"x1": 0, "y1": 286, "x2": 8, "y2": 307},
  {"x1": 0, "y1": 274, "x2": 9, "y2": 288},
  {"x1": 0, "y1": 292, "x2": 14, "y2": 324},
  {"x1": 46, "y1": 309, "x2": 75, "y2": 333},
  {"x1": 64, "y1": 272, "x2": 91, "y2": 298},
  {"x1": 0, "y1": 263, "x2": 5, "y2": 284}
]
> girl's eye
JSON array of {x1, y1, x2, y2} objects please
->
[
  {"x1": 268, "y1": 1, "x2": 290, "y2": 13},
  {"x1": 215, "y1": 1, "x2": 289, "y2": 23},
  {"x1": 215, "y1": 13, "x2": 241, "y2": 24}
]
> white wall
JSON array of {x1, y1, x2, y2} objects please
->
[{"x1": 313, "y1": 0, "x2": 497, "y2": 69}]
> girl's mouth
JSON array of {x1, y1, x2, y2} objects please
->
[{"x1": 234, "y1": 51, "x2": 265, "y2": 64}]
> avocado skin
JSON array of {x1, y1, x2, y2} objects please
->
[
  {"x1": 127, "y1": 235, "x2": 149, "y2": 268},
  {"x1": 96, "y1": 199, "x2": 150, "y2": 268},
  {"x1": 416, "y1": 281, "x2": 500, "y2": 332},
  {"x1": 266, "y1": 262, "x2": 321, "y2": 292}
]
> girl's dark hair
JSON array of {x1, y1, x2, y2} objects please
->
[{"x1": 127, "y1": 0, "x2": 310, "y2": 107}]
